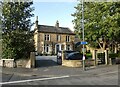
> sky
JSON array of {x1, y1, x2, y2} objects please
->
[{"x1": 31, "y1": 1, "x2": 78, "y2": 31}]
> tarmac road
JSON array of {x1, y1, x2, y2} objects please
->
[{"x1": 0, "y1": 56, "x2": 119, "y2": 86}]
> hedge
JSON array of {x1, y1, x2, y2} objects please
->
[{"x1": 109, "y1": 53, "x2": 118, "y2": 58}]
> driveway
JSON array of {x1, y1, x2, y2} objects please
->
[{"x1": 35, "y1": 56, "x2": 58, "y2": 67}]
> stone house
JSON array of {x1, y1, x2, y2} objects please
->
[{"x1": 34, "y1": 16, "x2": 75, "y2": 55}]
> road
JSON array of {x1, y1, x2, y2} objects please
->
[{"x1": 0, "y1": 56, "x2": 119, "y2": 86}]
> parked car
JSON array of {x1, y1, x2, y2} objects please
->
[
  {"x1": 57, "y1": 50, "x2": 81, "y2": 65},
  {"x1": 66, "y1": 52, "x2": 83, "y2": 60},
  {"x1": 57, "y1": 51, "x2": 83, "y2": 65}
]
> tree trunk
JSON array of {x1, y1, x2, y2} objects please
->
[
  {"x1": 114, "y1": 44, "x2": 117, "y2": 53},
  {"x1": 102, "y1": 42, "x2": 106, "y2": 52}
]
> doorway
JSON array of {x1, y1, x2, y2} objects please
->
[{"x1": 55, "y1": 44, "x2": 62, "y2": 54}]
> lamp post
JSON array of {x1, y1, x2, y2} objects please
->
[{"x1": 81, "y1": 0, "x2": 85, "y2": 71}]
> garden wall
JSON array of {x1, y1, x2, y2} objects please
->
[
  {"x1": 0, "y1": 59, "x2": 14, "y2": 68},
  {"x1": 0, "y1": 52, "x2": 36, "y2": 68}
]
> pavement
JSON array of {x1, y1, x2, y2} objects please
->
[
  {"x1": 0, "y1": 65, "x2": 119, "y2": 85},
  {"x1": 1, "y1": 64, "x2": 119, "y2": 77},
  {"x1": 0, "y1": 56, "x2": 119, "y2": 85}
]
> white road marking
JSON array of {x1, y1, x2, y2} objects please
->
[{"x1": 0, "y1": 75, "x2": 70, "y2": 85}]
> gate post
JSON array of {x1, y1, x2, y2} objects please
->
[
  {"x1": 30, "y1": 52, "x2": 35, "y2": 68},
  {"x1": 62, "y1": 50, "x2": 65, "y2": 64},
  {"x1": 92, "y1": 50, "x2": 97, "y2": 66},
  {"x1": 104, "y1": 50, "x2": 109, "y2": 65}
]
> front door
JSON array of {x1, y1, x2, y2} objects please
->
[
  {"x1": 55, "y1": 44, "x2": 61, "y2": 54},
  {"x1": 56, "y1": 45, "x2": 59, "y2": 53}
]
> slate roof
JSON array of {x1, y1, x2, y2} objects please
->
[{"x1": 37, "y1": 25, "x2": 75, "y2": 35}]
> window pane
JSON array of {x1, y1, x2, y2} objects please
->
[
  {"x1": 66, "y1": 36, "x2": 67, "y2": 42},
  {"x1": 68, "y1": 36, "x2": 69, "y2": 42},
  {"x1": 66, "y1": 36, "x2": 70, "y2": 42},
  {"x1": 44, "y1": 35, "x2": 46, "y2": 40},
  {"x1": 57, "y1": 35, "x2": 61, "y2": 41}
]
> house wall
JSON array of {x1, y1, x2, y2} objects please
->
[
  {"x1": 34, "y1": 32, "x2": 38, "y2": 50},
  {"x1": 34, "y1": 32, "x2": 75, "y2": 54}
]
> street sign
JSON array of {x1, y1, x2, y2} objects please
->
[
  {"x1": 81, "y1": 41, "x2": 88, "y2": 45},
  {"x1": 75, "y1": 41, "x2": 88, "y2": 47}
]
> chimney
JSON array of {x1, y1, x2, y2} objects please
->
[
  {"x1": 55, "y1": 20, "x2": 59, "y2": 28},
  {"x1": 35, "y1": 16, "x2": 38, "y2": 28}
]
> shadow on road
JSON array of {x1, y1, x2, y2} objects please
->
[{"x1": 35, "y1": 60, "x2": 58, "y2": 68}]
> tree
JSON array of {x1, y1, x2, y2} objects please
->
[
  {"x1": 72, "y1": 2, "x2": 120, "y2": 52},
  {"x1": 2, "y1": 0, "x2": 35, "y2": 59}
]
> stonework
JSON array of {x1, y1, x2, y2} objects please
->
[
  {"x1": 0, "y1": 52, "x2": 35, "y2": 68},
  {"x1": 61, "y1": 51, "x2": 95, "y2": 67},
  {"x1": 0, "y1": 59, "x2": 14, "y2": 68},
  {"x1": 62, "y1": 60, "x2": 83, "y2": 67},
  {"x1": 34, "y1": 17, "x2": 75, "y2": 55}
]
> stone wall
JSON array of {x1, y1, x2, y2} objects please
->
[
  {"x1": 61, "y1": 51, "x2": 95, "y2": 68},
  {"x1": 35, "y1": 32, "x2": 75, "y2": 54},
  {"x1": 62, "y1": 59, "x2": 95, "y2": 68},
  {"x1": 85, "y1": 59, "x2": 95, "y2": 67},
  {"x1": 0, "y1": 59, "x2": 14, "y2": 68},
  {"x1": 62, "y1": 60, "x2": 83, "y2": 67},
  {"x1": 0, "y1": 52, "x2": 36, "y2": 68},
  {"x1": 15, "y1": 52, "x2": 36, "y2": 68}
]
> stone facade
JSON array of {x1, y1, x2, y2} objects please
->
[
  {"x1": 0, "y1": 52, "x2": 35, "y2": 68},
  {"x1": 0, "y1": 59, "x2": 14, "y2": 68},
  {"x1": 34, "y1": 16, "x2": 75, "y2": 55},
  {"x1": 61, "y1": 51, "x2": 95, "y2": 67}
]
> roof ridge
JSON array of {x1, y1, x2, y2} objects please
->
[
  {"x1": 37, "y1": 24, "x2": 75, "y2": 35},
  {"x1": 39, "y1": 24, "x2": 70, "y2": 29}
]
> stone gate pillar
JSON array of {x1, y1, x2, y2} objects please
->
[
  {"x1": 92, "y1": 50, "x2": 97, "y2": 65},
  {"x1": 62, "y1": 50, "x2": 65, "y2": 61},
  {"x1": 104, "y1": 50, "x2": 109, "y2": 65},
  {"x1": 30, "y1": 52, "x2": 35, "y2": 68},
  {"x1": 61, "y1": 50, "x2": 65, "y2": 66}
]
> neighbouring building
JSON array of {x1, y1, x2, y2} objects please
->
[{"x1": 34, "y1": 16, "x2": 75, "y2": 55}]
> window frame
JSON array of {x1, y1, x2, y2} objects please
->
[
  {"x1": 66, "y1": 44, "x2": 71, "y2": 50},
  {"x1": 57, "y1": 35, "x2": 61, "y2": 42},
  {"x1": 44, "y1": 34, "x2": 50, "y2": 41},
  {"x1": 43, "y1": 44, "x2": 50, "y2": 53},
  {"x1": 66, "y1": 35, "x2": 70, "y2": 42}
]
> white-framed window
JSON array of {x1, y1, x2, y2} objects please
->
[
  {"x1": 43, "y1": 44, "x2": 50, "y2": 53},
  {"x1": 57, "y1": 35, "x2": 61, "y2": 41},
  {"x1": 66, "y1": 45, "x2": 71, "y2": 50},
  {"x1": 44, "y1": 34, "x2": 50, "y2": 41},
  {"x1": 66, "y1": 36, "x2": 70, "y2": 42}
]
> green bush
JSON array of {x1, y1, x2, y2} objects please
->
[
  {"x1": 118, "y1": 51, "x2": 120, "y2": 58},
  {"x1": 109, "y1": 53, "x2": 118, "y2": 58},
  {"x1": 86, "y1": 53, "x2": 92, "y2": 59}
]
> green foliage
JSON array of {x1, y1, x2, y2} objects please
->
[
  {"x1": 72, "y1": 2, "x2": 120, "y2": 50},
  {"x1": 2, "y1": 1, "x2": 35, "y2": 59},
  {"x1": 118, "y1": 51, "x2": 120, "y2": 58},
  {"x1": 109, "y1": 53, "x2": 118, "y2": 58},
  {"x1": 86, "y1": 53, "x2": 92, "y2": 59}
]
